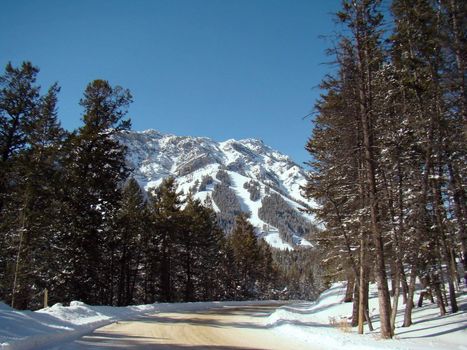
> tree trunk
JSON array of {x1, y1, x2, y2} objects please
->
[
  {"x1": 390, "y1": 266, "x2": 400, "y2": 333},
  {"x1": 11, "y1": 227, "x2": 25, "y2": 309},
  {"x1": 358, "y1": 233, "x2": 366, "y2": 334},
  {"x1": 447, "y1": 162, "x2": 467, "y2": 285},
  {"x1": 351, "y1": 282, "x2": 360, "y2": 327},
  {"x1": 399, "y1": 263, "x2": 409, "y2": 305},
  {"x1": 363, "y1": 274, "x2": 374, "y2": 332},
  {"x1": 432, "y1": 275, "x2": 447, "y2": 316},
  {"x1": 360, "y1": 88, "x2": 392, "y2": 339},
  {"x1": 345, "y1": 271, "x2": 355, "y2": 303},
  {"x1": 403, "y1": 265, "x2": 417, "y2": 327}
]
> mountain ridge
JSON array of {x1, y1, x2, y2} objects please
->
[{"x1": 118, "y1": 129, "x2": 317, "y2": 250}]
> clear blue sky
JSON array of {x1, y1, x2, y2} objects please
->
[{"x1": 0, "y1": 0, "x2": 342, "y2": 164}]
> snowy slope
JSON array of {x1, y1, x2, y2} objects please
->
[
  {"x1": 118, "y1": 130, "x2": 317, "y2": 249},
  {"x1": 266, "y1": 283, "x2": 467, "y2": 350}
]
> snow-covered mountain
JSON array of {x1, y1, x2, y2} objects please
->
[{"x1": 118, "y1": 130, "x2": 317, "y2": 250}]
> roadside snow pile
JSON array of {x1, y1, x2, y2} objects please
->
[
  {"x1": 1, "y1": 284, "x2": 465, "y2": 350},
  {"x1": 0, "y1": 303, "x2": 13, "y2": 311},
  {"x1": 267, "y1": 282, "x2": 467, "y2": 350},
  {"x1": 0, "y1": 301, "x2": 157, "y2": 350},
  {"x1": 0, "y1": 300, "x2": 282, "y2": 350}
]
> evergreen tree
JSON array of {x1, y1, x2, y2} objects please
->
[
  {"x1": 10, "y1": 83, "x2": 65, "y2": 309},
  {"x1": 0, "y1": 62, "x2": 40, "y2": 163},
  {"x1": 0, "y1": 62, "x2": 65, "y2": 309},
  {"x1": 0, "y1": 62, "x2": 40, "y2": 245},
  {"x1": 181, "y1": 195, "x2": 225, "y2": 301},
  {"x1": 58, "y1": 79, "x2": 132, "y2": 305},
  {"x1": 148, "y1": 177, "x2": 184, "y2": 302},
  {"x1": 390, "y1": 0, "x2": 460, "y2": 320},
  {"x1": 229, "y1": 214, "x2": 261, "y2": 299},
  {"x1": 305, "y1": 0, "x2": 465, "y2": 338},
  {"x1": 114, "y1": 178, "x2": 148, "y2": 305},
  {"x1": 256, "y1": 239, "x2": 278, "y2": 299}
]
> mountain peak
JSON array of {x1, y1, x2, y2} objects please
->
[{"x1": 118, "y1": 129, "x2": 317, "y2": 250}]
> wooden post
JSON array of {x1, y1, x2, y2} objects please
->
[{"x1": 43, "y1": 288, "x2": 48, "y2": 308}]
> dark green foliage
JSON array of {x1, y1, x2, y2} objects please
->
[
  {"x1": 258, "y1": 193, "x2": 315, "y2": 244},
  {"x1": 212, "y1": 183, "x2": 245, "y2": 232},
  {"x1": 273, "y1": 248, "x2": 326, "y2": 300},
  {"x1": 147, "y1": 177, "x2": 184, "y2": 302},
  {"x1": 0, "y1": 62, "x2": 40, "y2": 163},
  {"x1": 79, "y1": 80, "x2": 132, "y2": 132},
  {"x1": 180, "y1": 195, "x2": 226, "y2": 301},
  {"x1": 215, "y1": 169, "x2": 231, "y2": 185},
  {"x1": 0, "y1": 62, "x2": 320, "y2": 309},
  {"x1": 305, "y1": 0, "x2": 466, "y2": 335},
  {"x1": 0, "y1": 62, "x2": 65, "y2": 309},
  {"x1": 138, "y1": 178, "x2": 238, "y2": 303},
  {"x1": 0, "y1": 62, "x2": 41, "y2": 242},
  {"x1": 228, "y1": 214, "x2": 278, "y2": 300},
  {"x1": 243, "y1": 180, "x2": 261, "y2": 201},
  {"x1": 56, "y1": 79, "x2": 132, "y2": 305},
  {"x1": 114, "y1": 178, "x2": 149, "y2": 305}
]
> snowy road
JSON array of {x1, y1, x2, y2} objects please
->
[{"x1": 64, "y1": 304, "x2": 315, "y2": 349}]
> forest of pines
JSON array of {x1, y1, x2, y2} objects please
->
[
  {"x1": 0, "y1": 0, "x2": 465, "y2": 342},
  {"x1": 0, "y1": 62, "x2": 321, "y2": 311},
  {"x1": 303, "y1": 0, "x2": 465, "y2": 339}
]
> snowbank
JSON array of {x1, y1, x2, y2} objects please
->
[
  {"x1": 1, "y1": 282, "x2": 465, "y2": 350},
  {"x1": 0, "y1": 301, "x2": 152, "y2": 350},
  {"x1": 0, "y1": 300, "x2": 282, "y2": 350},
  {"x1": 266, "y1": 282, "x2": 467, "y2": 350}
]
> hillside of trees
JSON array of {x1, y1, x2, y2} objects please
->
[
  {"x1": 304, "y1": 0, "x2": 465, "y2": 339},
  {"x1": 258, "y1": 193, "x2": 315, "y2": 244},
  {"x1": 0, "y1": 62, "x2": 324, "y2": 310}
]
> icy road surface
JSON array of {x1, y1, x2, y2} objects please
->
[{"x1": 63, "y1": 304, "x2": 316, "y2": 349}]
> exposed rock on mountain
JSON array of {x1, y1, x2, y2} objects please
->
[{"x1": 119, "y1": 130, "x2": 318, "y2": 249}]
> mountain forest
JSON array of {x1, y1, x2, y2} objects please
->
[
  {"x1": 0, "y1": 0, "x2": 465, "y2": 342},
  {"x1": 304, "y1": 0, "x2": 465, "y2": 339},
  {"x1": 0, "y1": 64, "x2": 323, "y2": 311}
]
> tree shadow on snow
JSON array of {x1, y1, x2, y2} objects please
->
[{"x1": 73, "y1": 331, "x2": 275, "y2": 350}]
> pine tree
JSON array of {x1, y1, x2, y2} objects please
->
[
  {"x1": 114, "y1": 178, "x2": 148, "y2": 305},
  {"x1": 0, "y1": 62, "x2": 40, "y2": 163},
  {"x1": 306, "y1": 0, "x2": 465, "y2": 337},
  {"x1": 439, "y1": 0, "x2": 467, "y2": 286},
  {"x1": 390, "y1": 0, "x2": 460, "y2": 320},
  {"x1": 257, "y1": 239, "x2": 278, "y2": 299},
  {"x1": 10, "y1": 83, "x2": 65, "y2": 309},
  {"x1": 58, "y1": 79, "x2": 132, "y2": 305},
  {"x1": 148, "y1": 177, "x2": 184, "y2": 302},
  {"x1": 0, "y1": 63, "x2": 65, "y2": 309},
  {"x1": 0, "y1": 63, "x2": 40, "y2": 261},
  {"x1": 229, "y1": 214, "x2": 261, "y2": 299},
  {"x1": 304, "y1": 34, "x2": 376, "y2": 333},
  {"x1": 180, "y1": 195, "x2": 225, "y2": 301},
  {"x1": 305, "y1": 0, "x2": 395, "y2": 338}
]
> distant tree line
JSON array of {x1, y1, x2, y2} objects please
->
[
  {"x1": 272, "y1": 248, "x2": 325, "y2": 300},
  {"x1": 304, "y1": 0, "x2": 466, "y2": 339},
  {"x1": 258, "y1": 193, "x2": 316, "y2": 244}
]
